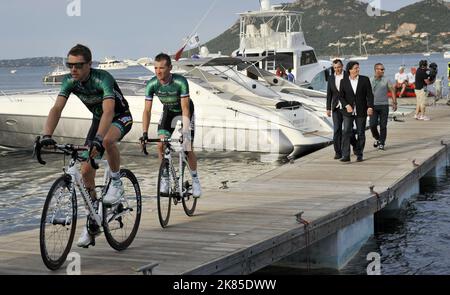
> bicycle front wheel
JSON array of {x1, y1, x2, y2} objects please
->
[
  {"x1": 40, "y1": 175, "x2": 77, "y2": 271},
  {"x1": 157, "y1": 159, "x2": 172, "y2": 228},
  {"x1": 103, "y1": 169, "x2": 142, "y2": 251},
  {"x1": 181, "y1": 161, "x2": 197, "y2": 216}
]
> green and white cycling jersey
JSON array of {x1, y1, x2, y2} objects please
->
[
  {"x1": 58, "y1": 68, "x2": 130, "y2": 120},
  {"x1": 145, "y1": 73, "x2": 189, "y2": 112}
]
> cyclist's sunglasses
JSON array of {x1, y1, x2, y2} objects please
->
[{"x1": 65, "y1": 62, "x2": 87, "y2": 69}]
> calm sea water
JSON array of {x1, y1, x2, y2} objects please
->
[
  {"x1": 0, "y1": 65, "x2": 151, "y2": 91},
  {"x1": 1, "y1": 54, "x2": 450, "y2": 275}
]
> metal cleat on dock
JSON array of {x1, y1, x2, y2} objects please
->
[
  {"x1": 295, "y1": 211, "x2": 309, "y2": 225},
  {"x1": 412, "y1": 159, "x2": 419, "y2": 167},
  {"x1": 219, "y1": 180, "x2": 229, "y2": 189},
  {"x1": 369, "y1": 184, "x2": 378, "y2": 196},
  {"x1": 369, "y1": 184, "x2": 382, "y2": 210},
  {"x1": 135, "y1": 262, "x2": 159, "y2": 275}
]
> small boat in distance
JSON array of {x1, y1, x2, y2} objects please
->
[
  {"x1": 348, "y1": 31, "x2": 369, "y2": 61},
  {"x1": 444, "y1": 51, "x2": 450, "y2": 59},
  {"x1": 96, "y1": 57, "x2": 128, "y2": 70},
  {"x1": 42, "y1": 65, "x2": 69, "y2": 84},
  {"x1": 123, "y1": 59, "x2": 139, "y2": 66},
  {"x1": 329, "y1": 41, "x2": 346, "y2": 62},
  {"x1": 10, "y1": 69, "x2": 17, "y2": 74},
  {"x1": 423, "y1": 35, "x2": 431, "y2": 56}
]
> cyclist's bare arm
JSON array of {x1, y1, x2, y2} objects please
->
[
  {"x1": 180, "y1": 97, "x2": 191, "y2": 133},
  {"x1": 142, "y1": 100, "x2": 153, "y2": 133},
  {"x1": 96, "y1": 99, "x2": 115, "y2": 138},
  {"x1": 43, "y1": 95, "x2": 68, "y2": 136}
]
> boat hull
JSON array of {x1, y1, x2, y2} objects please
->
[
  {"x1": 0, "y1": 84, "x2": 332, "y2": 159},
  {"x1": 0, "y1": 112, "x2": 317, "y2": 158}
]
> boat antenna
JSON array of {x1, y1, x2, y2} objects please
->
[{"x1": 184, "y1": 0, "x2": 219, "y2": 47}]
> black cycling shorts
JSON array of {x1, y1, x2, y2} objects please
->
[
  {"x1": 84, "y1": 112, "x2": 133, "y2": 146},
  {"x1": 158, "y1": 100, "x2": 195, "y2": 142}
]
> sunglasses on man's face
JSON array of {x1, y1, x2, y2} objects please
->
[
  {"x1": 65, "y1": 62, "x2": 87, "y2": 69},
  {"x1": 376, "y1": 68, "x2": 385, "y2": 71}
]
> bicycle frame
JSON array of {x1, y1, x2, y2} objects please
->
[
  {"x1": 33, "y1": 139, "x2": 110, "y2": 227},
  {"x1": 64, "y1": 158, "x2": 110, "y2": 225},
  {"x1": 37, "y1": 137, "x2": 142, "y2": 270},
  {"x1": 162, "y1": 141, "x2": 188, "y2": 198}
]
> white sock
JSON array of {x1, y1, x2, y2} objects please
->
[
  {"x1": 110, "y1": 171, "x2": 120, "y2": 180},
  {"x1": 190, "y1": 170, "x2": 198, "y2": 178}
]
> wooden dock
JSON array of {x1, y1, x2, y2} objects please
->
[{"x1": 2, "y1": 106, "x2": 450, "y2": 275}]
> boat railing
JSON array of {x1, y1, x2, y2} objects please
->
[{"x1": 243, "y1": 34, "x2": 288, "y2": 50}]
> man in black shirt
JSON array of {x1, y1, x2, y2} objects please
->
[{"x1": 414, "y1": 60, "x2": 432, "y2": 121}]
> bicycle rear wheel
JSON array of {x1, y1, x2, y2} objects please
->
[
  {"x1": 157, "y1": 159, "x2": 172, "y2": 228},
  {"x1": 40, "y1": 175, "x2": 77, "y2": 270},
  {"x1": 103, "y1": 169, "x2": 142, "y2": 251},
  {"x1": 181, "y1": 160, "x2": 197, "y2": 216}
]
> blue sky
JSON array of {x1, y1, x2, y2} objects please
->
[{"x1": 0, "y1": 0, "x2": 426, "y2": 60}]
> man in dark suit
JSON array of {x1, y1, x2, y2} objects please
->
[
  {"x1": 326, "y1": 59, "x2": 359, "y2": 159},
  {"x1": 339, "y1": 61, "x2": 374, "y2": 162}
]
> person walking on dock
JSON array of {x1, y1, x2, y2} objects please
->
[
  {"x1": 326, "y1": 59, "x2": 359, "y2": 159},
  {"x1": 339, "y1": 61, "x2": 374, "y2": 162},
  {"x1": 370, "y1": 63, "x2": 397, "y2": 151}
]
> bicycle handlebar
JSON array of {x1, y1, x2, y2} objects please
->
[
  {"x1": 90, "y1": 158, "x2": 99, "y2": 170},
  {"x1": 33, "y1": 136, "x2": 98, "y2": 169},
  {"x1": 140, "y1": 131, "x2": 192, "y2": 156},
  {"x1": 141, "y1": 137, "x2": 177, "y2": 156},
  {"x1": 147, "y1": 138, "x2": 173, "y2": 143},
  {"x1": 141, "y1": 140, "x2": 149, "y2": 156},
  {"x1": 33, "y1": 136, "x2": 46, "y2": 165}
]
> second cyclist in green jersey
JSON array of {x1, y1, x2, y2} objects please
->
[{"x1": 141, "y1": 53, "x2": 201, "y2": 197}]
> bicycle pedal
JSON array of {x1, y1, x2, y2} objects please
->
[{"x1": 84, "y1": 240, "x2": 96, "y2": 248}]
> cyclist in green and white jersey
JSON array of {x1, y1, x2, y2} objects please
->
[
  {"x1": 40, "y1": 44, "x2": 133, "y2": 247},
  {"x1": 140, "y1": 53, "x2": 201, "y2": 197}
]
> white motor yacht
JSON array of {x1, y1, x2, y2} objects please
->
[
  {"x1": 183, "y1": 57, "x2": 331, "y2": 124},
  {"x1": 96, "y1": 57, "x2": 128, "y2": 70},
  {"x1": 143, "y1": 58, "x2": 332, "y2": 158},
  {"x1": 0, "y1": 61, "x2": 332, "y2": 159},
  {"x1": 231, "y1": 0, "x2": 332, "y2": 91},
  {"x1": 42, "y1": 65, "x2": 69, "y2": 84}
]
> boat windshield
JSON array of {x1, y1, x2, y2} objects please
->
[
  {"x1": 308, "y1": 67, "x2": 330, "y2": 91},
  {"x1": 300, "y1": 50, "x2": 318, "y2": 66}
]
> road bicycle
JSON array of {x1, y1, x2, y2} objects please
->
[
  {"x1": 34, "y1": 137, "x2": 142, "y2": 270},
  {"x1": 142, "y1": 132, "x2": 197, "y2": 228}
]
